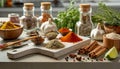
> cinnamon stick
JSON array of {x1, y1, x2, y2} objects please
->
[
  {"x1": 94, "y1": 47, "x2": 107, "y2": 58},
  {"x1": 89, "y1": 45, "x2": 102, "y2": 54},
  {"x1": 87, "y1": 43, "x2": 98, "y2": 53},
  {"x1": 88, "y1": 45, "x2": 102, "y2": 58},
  {"x1": 78, "y1": 41, "x2": 98, "y2": 54},
  {"x1": 78, "y1": 45, "x2": 88, "y2": 54},
  {"x1": 84, "y1": 41, "x2": 97, "y2": 53}
]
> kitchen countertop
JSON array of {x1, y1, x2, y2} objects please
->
[
  {"x1": 0, "y1": 35, "x2": 66, "y2": 62},
  {"x1": 0, "y1": 18, "x2": 66, "y2": 62},
  {"x1": 0, "y1": 18, "x2": 120, "y2": 62},
  {"x1": 0, "y1": 49, "x2": 66, "y2": 62}
]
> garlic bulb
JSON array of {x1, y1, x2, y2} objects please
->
[
  {"x1": 40, "y1": 18, "x2": 57, "y2": 34},
  {"x1": 90, "y1": 23, "x2": 105, "y2": 40}
]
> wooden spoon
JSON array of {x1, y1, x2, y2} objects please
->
[{"x1": 0, "y1": 36, "x2": 39, "y2": 50}]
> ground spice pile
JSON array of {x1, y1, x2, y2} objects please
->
[
  {"x1": 58, "y1": 27, "x2": 70, "y2": 36},
  {"x1": 0, "y1": 21, "x2": 19, "y2": 30},
  {"x1": 60, "y1": 32, "x2": 82, "y2": 42}
]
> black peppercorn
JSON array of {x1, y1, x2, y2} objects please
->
[
  {"x1": 65, "y1": 57, "x2": 69, "y2": 62},
  {"x1": 76, "y1": 56, "x2": 82, "y2": 61}
]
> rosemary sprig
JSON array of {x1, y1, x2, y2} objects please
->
[{"x1": 92, "y1": 2, "x2": 120, "y2": 26}]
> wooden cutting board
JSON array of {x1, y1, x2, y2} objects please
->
[{"x1": 7, "y1": 36, "x2": 91, "y2": 59}]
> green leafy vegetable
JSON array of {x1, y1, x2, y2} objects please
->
[{"x1": 54, "y1": 0, "x2": 79, "y2": 32}]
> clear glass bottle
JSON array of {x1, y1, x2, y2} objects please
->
[
  {"x1": 75, "y1": 4, "x2": 93, "y2": 36},
  {"x1": 20, "y1": 3, "x2": 37, "y2": 33},
  {"x1": 37, "y1": 2, "x2": 53, "y2": 27}
]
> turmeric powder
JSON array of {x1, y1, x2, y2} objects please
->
[
  {"x1": 0, "y1": 21, "x2": 19, "y2": 30},
  {"x1": 60, "y1": 32, "x2": 83, "y2": 42}
]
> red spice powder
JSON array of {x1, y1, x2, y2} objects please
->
[
  {"x1": 60, "y1": 32, "x2": 82, "y2": 42},
  {"x1": 59, "y1": 27, "x2": 70, "y2": 33},
  {"x1": 58, "y1": 27, "x2": 70, "y2": 36}
]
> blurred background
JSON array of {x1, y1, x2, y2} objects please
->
[{"x1": 0, "y1": 0, "x2": 120, "y2": 17}]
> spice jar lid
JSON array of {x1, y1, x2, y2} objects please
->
[
  {"x1": 80, "y1": 4, "x2": 91, "y2": 12},
  {"x1": 41, "y1": 2, "x2": 51, "y2": 10},
  {"x1": 24, "y1": 3, "x2": 34, "y2": 10}
]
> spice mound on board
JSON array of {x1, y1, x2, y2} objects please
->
[
  {"x1": 45, "y1": 32, "x2": 58, "y2": 40},
  {"x1": 0, "y1": 21, "x2": 19, "y2": 30},
  {"x1": 60, "y1": 32, "x2": 82, "y2": 42},
  {"x1": 31, "y1": 36, "x2": 44, "y2": 45},
  {"x1": 45, "y1": 39, "x2": 65, "y2": 49},
  {"x1": 58, "y1": 27, "x2": 70, "y2": 36}
]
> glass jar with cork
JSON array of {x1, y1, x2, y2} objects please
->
[
  {"x1": 20, "y1": 3, "x2": 37, "y2": 33},
  {"x1": 8, "y1": 13, "x2": 20, "y2": 23},
  {"x1": 75, "y1": 4, "x2": 93, "y2": 36},
  {"x1": 37, "y1": 2, "x2": 53, "y2": 27}
]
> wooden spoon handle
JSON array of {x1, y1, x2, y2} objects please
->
[{"x1": 4, "y1": 36, "x2": 39, "y2": 48}]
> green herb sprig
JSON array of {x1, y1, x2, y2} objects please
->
[
  {"x1": 54, "y1": 0, "x2": 79, "y2": 32},
  {"x1": 92, "y1": 2, "x2": 120, "y2": 26}
]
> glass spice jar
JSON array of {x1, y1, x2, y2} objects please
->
[
  {"x1": 8, "y1": 13, "x2": 20, "y2": 23},
  {"x1": 75, "y1": 4, "x2": 93, "y2": 36},
  {"x1": 37, "y1": 2, "x2": 53, "y2": 26},
  {"x1": 20, "y1": 3, "x2": 37, "y2": 33}
]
